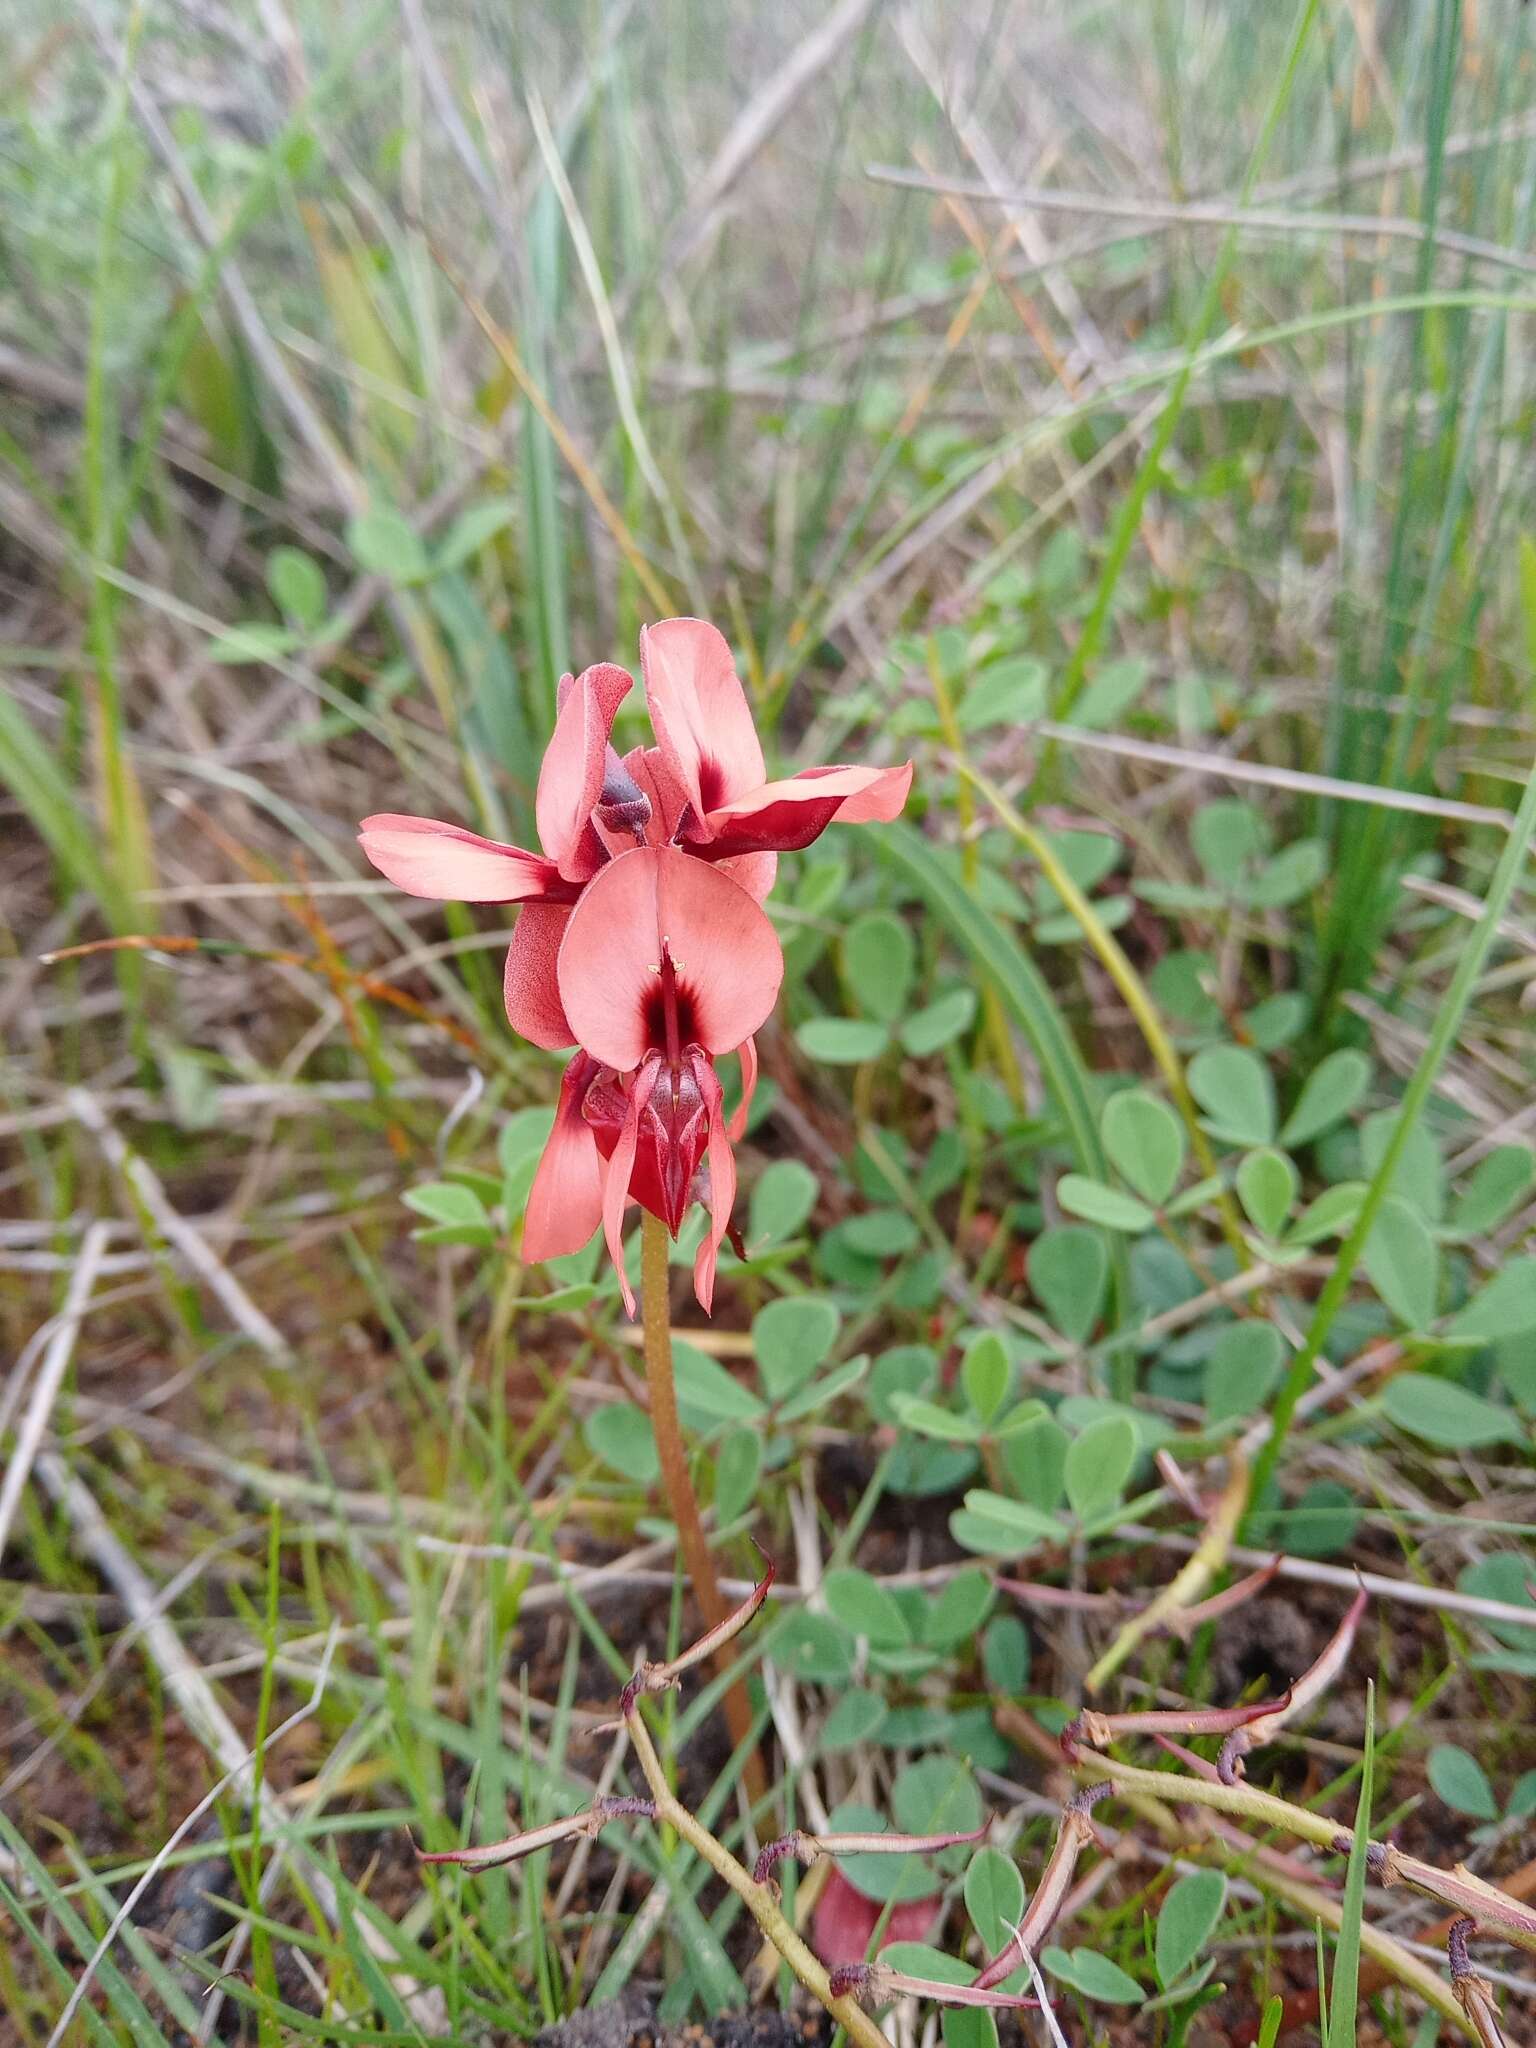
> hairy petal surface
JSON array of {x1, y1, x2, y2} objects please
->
[
  {"x1": 537, "y1": 663, "x2": 632, "y2": 881},
  {"x1": 503, "y1": 903, "x2": 575, "y2": 1049},
  {"x1": 358, "y1": 814, "x2": 566, "y2": 903},
  {"x1": 557, "y1": 845, "x2": 783, "y2": 1072},
  {"x1": 522, "y1": 1053, "x2": 604, "y2": 1261},
  {"x1": 640, "y1": 617, "x2": 765, "y2": 837}
]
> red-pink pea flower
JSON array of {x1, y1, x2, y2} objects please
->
[
  {"x1": 522, "y1": 845, "x2": 782, "y2": 1316},
  {"x1": 812, "y1": 1865, "x2": 942, "y2": 1968},
  {"x1": 358, "y1": 617, "x2": 912, "y2": 1313},
  {"x1": 359, "y1": 621, "x2": 911, "y2": 1049}
]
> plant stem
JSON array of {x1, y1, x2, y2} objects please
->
[
  {"x1": 1084, "y1": 1753, "x2": 1536, "y2": 1955},
  {"x1": 623, "y1": 1705, "x2": 886, "y2": 2048},
  {"x1": 639, "y1": 1211, "x2": 764, "y2": 1802}
]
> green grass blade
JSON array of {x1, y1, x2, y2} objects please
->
[
  {"x1": 1249, "y1": 748, "x2": 1536, "y2": 1516},
  {"x1": 0, "y1": 686, "x2": 127, "y2": 923},
  {"x1": 0, "y1": 1813, "x2": 175, "y2": 2048},
  {"x1": 1326, "y1": 1685, "x2": 1376, "y2": 2048},
  {"x1": 869, "y1": 821, "x2": 1105, "y2": 1177},
  {"x1": 1035, "y1": 0, "x2": 1323, "y2": 767},
  {"x1": 868, "y1": 820, "x2": 1129, "y2": 1331}
]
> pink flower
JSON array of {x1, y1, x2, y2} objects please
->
[
  {"x1": 811, "y1": 1865, "x2": 942, "y2": 1967},
  {"x1": 360, "y1": 663, "x2": 633, "y2": 1051},
  {"x1": 639, "y1": 618, "x2": 913, "y2": 861},
  {"x1": 359, "y1": 622, "x2": 911, "y2": 1050},
  {"x1": 358, "y1": 618, "x2": 912, "y2": 1312},
  {"x1": 522, "y1": 845, "x2": 782, "y2": 1315}
]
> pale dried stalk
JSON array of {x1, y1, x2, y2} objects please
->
[
  {"x1": 620, "y1": 1704, "x2": 888, "y2": 2048},
  {"x1": 1085, "y1": 1451, "x2": 1247, "y2": 1689},
  {"x1": 1218, "y1": 1582, "x2": 1368, "y2": 1782},
  {"x1": 66, "y1": 1089, "x2": 291, "y2": 1362},
  {"x1": 974, "y1": 1785, "x2": 1111, "y2": 1990},
  {"x1": 0, "y1": 1221, "x2": 112, "y2": 1565},
  {"x1": 1088, "y1": 1754, "x2": 1536, "y2": 1956}
]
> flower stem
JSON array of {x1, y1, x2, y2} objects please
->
[{"x1": 639, "y1": 1210, "x2": 764, "y2": 1802}]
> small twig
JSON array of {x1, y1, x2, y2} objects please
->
[
  {"x1": 1064, "y1": 1693, "x2": 1290, "y2": 1765},
  {"x1": 1218, "y1": 1582, "x2": 1368, "y2": 1783},
  {"x1": 1116, "y1": 1524, "x2": 1536, "y2": 1635},
  {"x1": 975, "y1": 1785, "x2": 1111, "y2": 1990},
  {"x1": 637, "y1": 1211, "x2": 764, "y2": 1800},
  {"x1": 753, "y1": 1821, "x2": 988, "y2": 1890},
  {"x1": 829, "y1": 1959, "x2": 1036, "y2": 2010},
  {"x1": 621, "y1": 1544, "x2": 775, "y2": 1717},
  {"x1": 0, "y1": 1221, "x2": 112, "y2": 1565},
  {"x1": 418, "y1": 1795, "x2": 658, "y2": 1871},
  {"x1": 1086, "y1": 1451, "x2": 1248, "y2": 1688},
  {"x1": 863, "y1": 163, "x2": 1536, "y2": 282},
  {"x1": 65, "y1": 1088, "x2": 292, "y2": 1363}
]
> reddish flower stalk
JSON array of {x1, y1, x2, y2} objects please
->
[
  {"x1": 417, "y1": 1793, "x2": 657, "y2": 1871},
  {"x1": 974, "y1": 1784, "x2": 1111, "y2": 1990},
  {"x1": 1218, "y1": 1582, "x2": 1368, "y2": 1783},
  {"x1": 1062, "y1": 1693, "x2": 1289, "y2": 1765},
  {"x1": 633, "y1": 1210, "x2": 763, "y2": 1798},
  {"x1": 753, "y1": 1822, "x2": 989, "y2": 1889}
]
